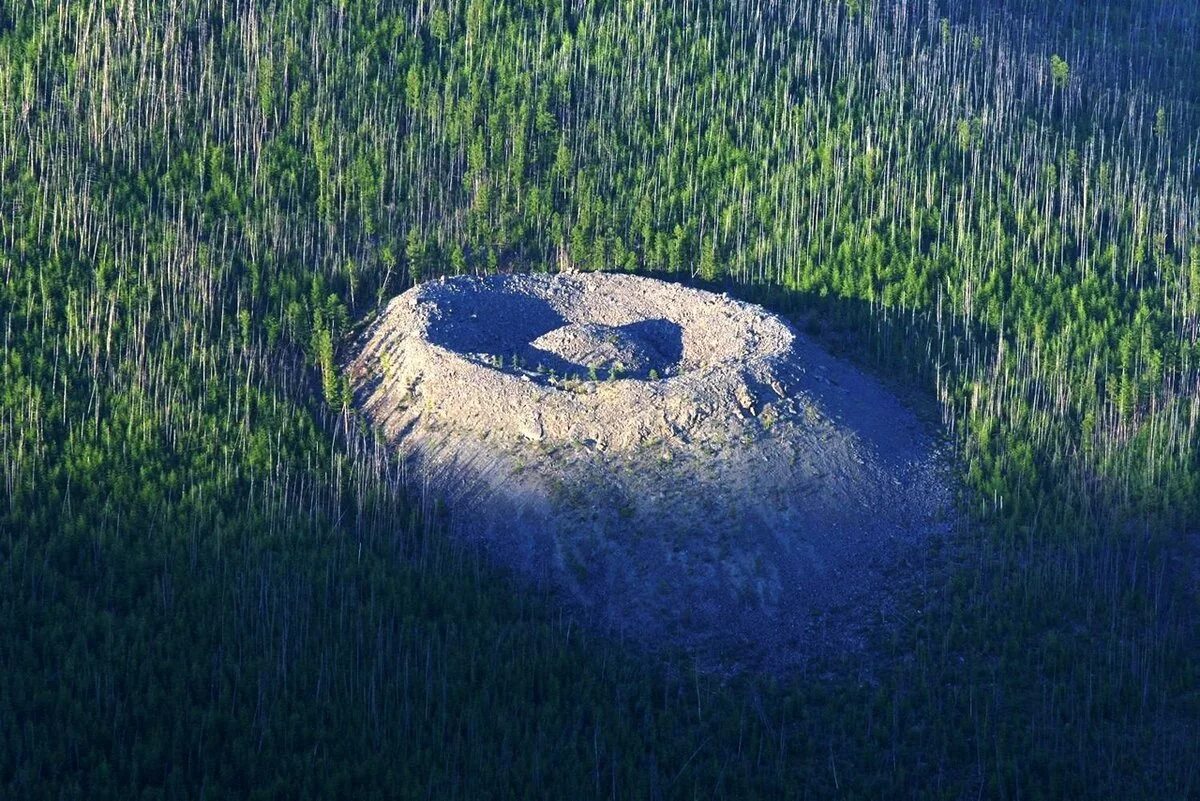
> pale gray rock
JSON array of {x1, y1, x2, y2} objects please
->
[{"x1": 347, "y1": 272, "x2": 952, "y2": 673}]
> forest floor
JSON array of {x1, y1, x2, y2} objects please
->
[{"x1": 349, "y1": 273, "x2": 955, "y2": 674}]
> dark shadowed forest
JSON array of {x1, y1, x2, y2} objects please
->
[{"x1": 1, "y1": 0, "x2": 1197, "y2": 797}]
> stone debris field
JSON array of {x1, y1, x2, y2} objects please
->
[{"x1": 348, "y1": 272, "x2": 952, "y2": 672}]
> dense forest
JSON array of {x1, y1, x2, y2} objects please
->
[{"x1": 1, "y1": 0, "x2": 1197, "y2": 797}]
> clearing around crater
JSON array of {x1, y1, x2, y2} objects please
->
[{"x1": 348, "y1": 272, "x2": 952, "y2": 672}]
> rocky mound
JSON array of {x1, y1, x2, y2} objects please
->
[
  {"x1": 348, "y1": 272, "x2": 951, "y2": 673},
  {"x1": 529, "y1": 322, "x2": 668, "y2": 378}
]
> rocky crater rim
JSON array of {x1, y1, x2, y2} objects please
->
[{"x1": 351, "y1": 272, "x2": 812, "y2": 449}]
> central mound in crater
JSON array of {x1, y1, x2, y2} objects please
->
[
  {"x1": 348, "y1": 272, "x2": 951, "y2": 673},
  {"x1": 530, "y1": 321, "x2": 678, "y2": 378}
]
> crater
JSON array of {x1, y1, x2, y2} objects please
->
[{"x1": 347, "y1": 272, "x2": 952, "y2": 673}]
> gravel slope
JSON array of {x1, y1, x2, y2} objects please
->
[{"x1": 348, "y1": 272, "x2": 953, "y2": 673}]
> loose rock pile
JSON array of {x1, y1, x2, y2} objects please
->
[{"x1": 348, "y1": 272, "x2": 951, "y2": 673}]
